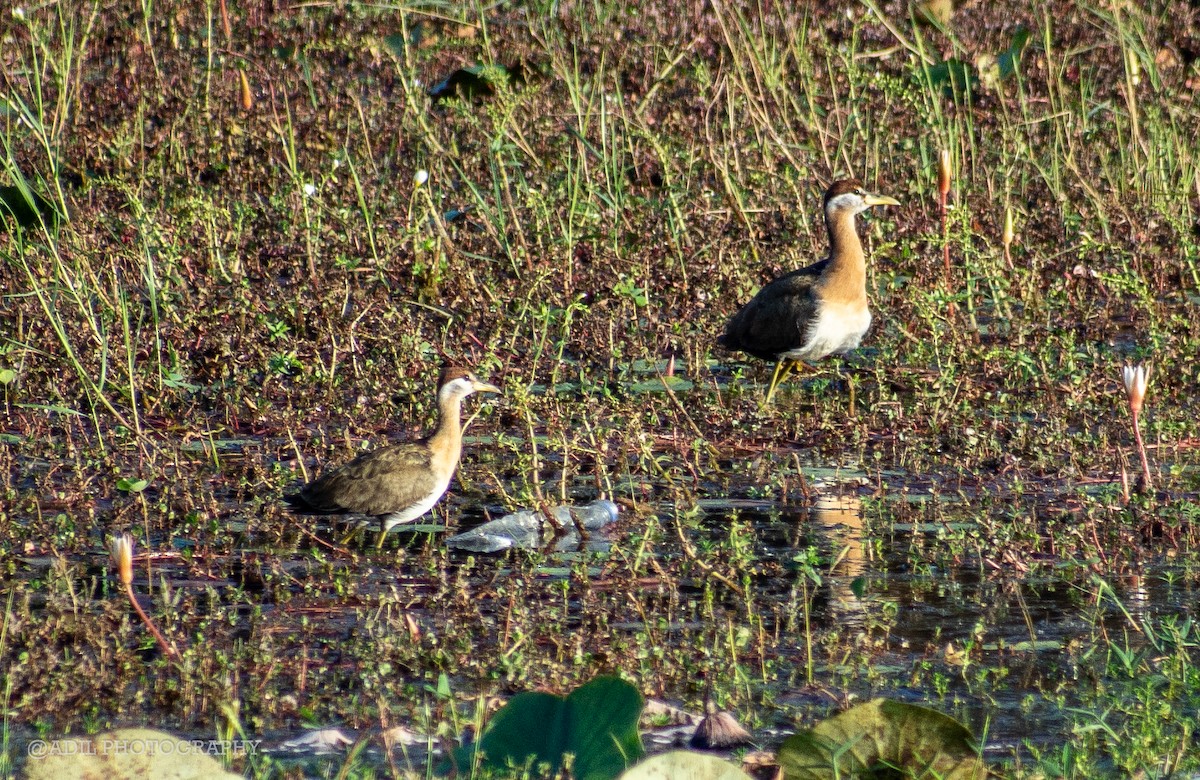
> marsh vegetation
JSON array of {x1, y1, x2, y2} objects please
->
[{"x1": 3, "y1": 1, "x2": 1200, "y2": 777}]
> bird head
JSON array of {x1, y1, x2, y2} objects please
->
[
  {"x1": 438, "y1": 366, "x2": 501, "y2": 402},
  {"x1": 824, "y1": 178, "x2": 900, "y2": 216}
]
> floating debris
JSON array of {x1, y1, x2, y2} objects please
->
[
  {"x1": 447, "y1": 500, "x2": 619, "y2": 553},
  {"x1": 278, "y1": 728, "x2": 354, "y2": 754},
  {"x1": 691, "y1": 703, "x2": 753, "y2": 750}
]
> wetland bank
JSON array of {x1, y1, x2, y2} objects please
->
[{"x1": 3, "y1": 1, "x2": 1200, "y2": 777}]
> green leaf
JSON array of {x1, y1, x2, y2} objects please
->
[
  {"x1": 471, "y1": 675, "x2": 644, "y2": 780},
  {"x1": 162, "y1": 369, "x2": 200, "y2": 392},
  {"x1": 618, "y1": 751, "x2": 753, "y2": 780},
  {"x1": 778, "y1": 698, "x2": 986, "y2": 780},
  {"x1": 924, "y1": 28, "x2": 1030, "y2": 100},
  {"x1": 850, "y1": 576, "x2": 867, "y2": 599},
  {"x1": 14, "y1": 402, "x2": 83, "y2": 417},
  {"x1": 996, "y1": 28, "x2": 1031, "y2": 80},
  {"x1": 922, "y1": 58, "x2": 977, "y2": 101},
  {"x1": 116, "y1": 478, "x2": 149, "y2": 493},
  {"x1": 382, "y1": 33, "x2": 406, "y2": 59},
  {"x1": 435, "y1": 672, "x2": 451, "y2": 699},
  {"x1": 0, "y1": 368, "x2": 15, "y2": 385}
]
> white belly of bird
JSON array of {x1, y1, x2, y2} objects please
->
[
  {"x1": 364, "y1": 474, "x2": 453, "y2": 533},
  {"x1": 783, "y1": 304, "x2": 871, "y2": 362}
]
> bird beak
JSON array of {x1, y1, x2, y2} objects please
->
[
  {"x1": 863, "y1": 193, "x2": 900, "y2": 207},
  {"x1": 473, "y1": 380, "x2": 502, "y2": 395}
]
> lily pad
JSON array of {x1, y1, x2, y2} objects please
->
[
  {"x1": 469, "y1": 675, "x2": 644, "y2": 780},
  {"x1": 630, "y1": 377, "x2": 694, "y2": 394},
  {"x1": 778, "y1": 698, "x2": 985, "y2": 780},
  {"x1": 618, "y1": 750, "x2": 753, "y2": 780},
  {"x1": 987, "y1": 638, "x2": 1063, "y2": 652}
]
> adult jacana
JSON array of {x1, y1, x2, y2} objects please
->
[{"x1": 718, "y1": 178, "x2": 899, "y2": 404}]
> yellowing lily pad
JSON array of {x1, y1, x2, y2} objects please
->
[
  {"x1": 23, "y1": 728, "x2": 243, "y2": 780},
  {"x1": 778, "y1": 698, "x2": 985, "y2": 780},
  {"x1": 618, "y1": 750, "x2": 753, "y2": 780}
]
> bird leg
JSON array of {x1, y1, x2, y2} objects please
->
[
  {"x1": 763, "y1": 360, "x2": 794, "y2": 405},
  {"x1": 764, "y1": 359, "x2": 812, "y2": 405},
  {"x1": 835, "y1": 356, "x2": 864, "y2": 416},
  {"x1": 338, "y1": 522, "x2": 366, "y2": 547},
  {"x1": 335, "y1": 519, "x2": 384, "y2": 548}
]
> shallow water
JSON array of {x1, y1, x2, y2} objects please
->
[
  {"x1": 8, "y1": 425, "x2": 1199, "y2": 777},
  {"x1": 714, "y1": 489, "x2": 1198, "y2": 763}
]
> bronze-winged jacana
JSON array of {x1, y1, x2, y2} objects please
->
[
  {"x1": 288, "y1": 366, "x2": 500, "y2": 548},
  {"x1": 718, "y1": 178, "x2": 899, "y2": 404}
]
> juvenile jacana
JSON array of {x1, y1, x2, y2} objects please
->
[
  {"x1": 288, "y1": 366, "x2": 500, "y2": 548},
  {"x1": 718, "y1": 178, "x2": 899, "y2": 404}
]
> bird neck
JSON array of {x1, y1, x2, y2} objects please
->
[
  {"x1": 428, "y1": 392, "x2": 465, "y2": 462},
  {"x1": 823, "y1": 209, "x2": 867, "y2": 301}
]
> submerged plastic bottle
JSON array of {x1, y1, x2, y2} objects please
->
[{"x1": 446, "y1": 500, "x2": 619, "y2": 553}]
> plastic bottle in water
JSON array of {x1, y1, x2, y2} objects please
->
[{"x1": 446, "y1": 500, "x2": 619, "y2": 553}]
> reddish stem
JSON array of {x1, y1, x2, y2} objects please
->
[
  {"x1": 940, "y1": 193, "x2": 955, "y2": 318},
  {"x1": 1131, "y1": 409, "x2": 1154, "y2": 493},
  {"x1": 124, "y1": 582, "x2": 181, "y2": 661},
  {"x1": 940, "y1": 192, "x2": 951, "y2": 279}
]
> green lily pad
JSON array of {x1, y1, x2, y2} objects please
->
[
  {"x1": 630, "y1": 377, "x2": 694, "y2": 394},
  {"x1": 986, "y1": 639, "x2": 1063, "y2": 652},
  {"x1": 778, "y1": 698, "x2": 985, "y2": 780},
  {"x1": 469, "y1": 675, "x2": 644, "y2": 780}
]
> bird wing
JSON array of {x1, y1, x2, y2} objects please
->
[
  {"x1": 294, "y1": 444, "x2": 440, "y2": 517},
  {"x1": 719, "y1": 261, "x2": 826, "y2": 359}
]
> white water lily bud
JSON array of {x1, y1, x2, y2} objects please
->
[
  {"x1": 110, "y1": 534, "x2": 134, "y2": 587},
  {"x1": 1121, "y1": 363, "x2": 1150, "y2": 416}
]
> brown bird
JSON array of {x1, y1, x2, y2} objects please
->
[
  {"x1": 288, "y1": 366, "x2": 501, "y2": 548},
  {"x1": 718, "y1": 178, "x2": 899, "y2": 404}
]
